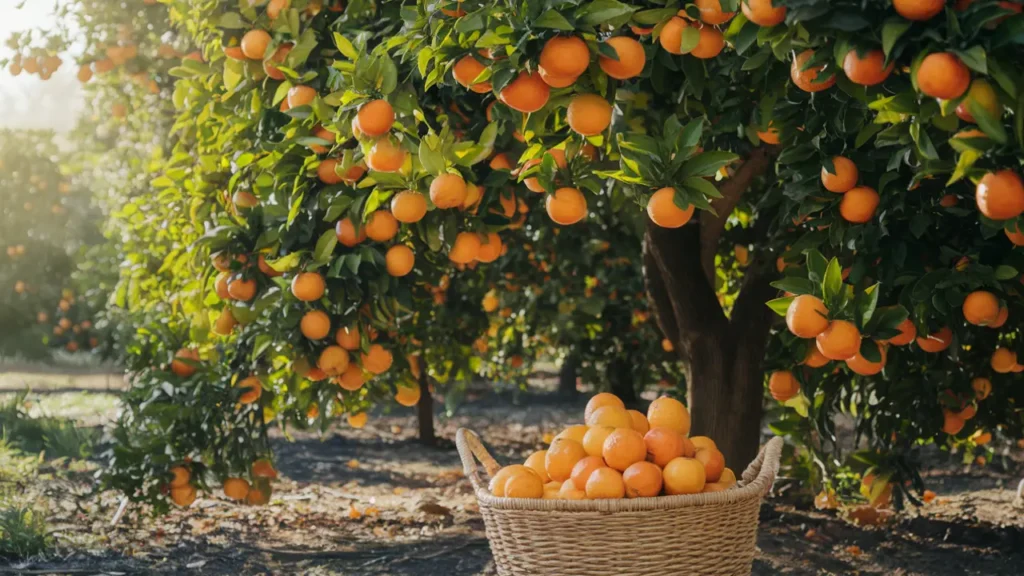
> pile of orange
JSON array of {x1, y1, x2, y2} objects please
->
[{"x1": 488, "y1": 393, "x2": 736, "y2": 500}]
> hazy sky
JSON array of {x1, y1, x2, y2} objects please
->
[{"x1": 0, "y1": 0, "x2": 85, "y2": 132}]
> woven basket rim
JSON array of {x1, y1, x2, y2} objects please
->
[{"x1": 457, "y1": 428, "x2": 783, "y2": 512}]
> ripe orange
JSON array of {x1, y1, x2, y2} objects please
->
[
  {"x1": 291, "y1": 272, "x2": 325, "y2": 301},
  {"x1": 213, "y1": 307, "x2": 237, "y2": 335},
  {"x1": 663, "y1": 457, "x2": 706, "y2": 495},
  {"x1": 365, "y1": 211, "x2": 399, "y2": 242},
  {"x1": 559, "y1": 479, "x2": 587, "y2": 499},
  {"x1": 567, "y1": 94, "x2": 612, "y2": 136},
  {"x1": 77, "y1": 64, "x2": 93, "y2": 82},
  {"x1": 489, "y1": 153, "x2": 513, "y2": 171},
  {"x1": 790, "y1": 50, "x2": 835, "y2": 92},
  {"x1": 786, "y1": 294, "x2": 830, "y2": 338},
  {"x1": 769, "y1": 370, "x2": 800, "y2": 401},
  {"x1": 991, "y1": 347, "x2": 1017, "y2": 373},
  {"x1": 975, "y1": 170, "x2": 1024, "y2": 221},
  {"x1": 602, "y1": 428, "x2": 647, "y2": 471},
  {"x1": 821, "y1": 156, "x2": 858, "y2": 193},
  {"x1": 695, "y1": 0, "x2": 736, "y2": 24},
  {"x1": 658, "y1": 17, "x2": 689, "y2": 55},
  {"x1": 695, "y1": 447, "x2": 725, "y2": 482},
  {"x1": 690, "y1": 25, "x2": 725, "y2": 59},
  {"x1": 628, "y1": 410, "x2": 650, "y2": 435},
  {"x1": 263, "y1": 43, "x2": 292, "y2": 80},
  {"x1": 171, "y1": 348, "x2": 200, "y2": 377},
  {"x1": 585, "y1": 393, "x2": 625, "y2": 421},
  {"x1": 361, "y1": 344, "x2": 393, "y2": 374},
  {"x1": 916, "y1": 326, "x2": 952, "y2": 353},
  {"x1": 524, "y1": 450, "x2": 550, "y2": 482},
  {"x1": 318, "y1": 158, "x2": 343, "y2": 184},
  {"x1": 647, "y1": 396, "x2": 691, "y2": 436},
  {"x1": 962, "y1": 290, "x2": 1000, "y2": 326},
  {"x1": 241, "y1": 29, "x2": 271, "y2": 59},
  {"x1": 647, "y1": 187, "x2": 695, "y2": 228},
  {"x1": 956, "y1": 80, "x2": 1000, "y2": 123},
  {"x1": 546, "y1": 187, "x2": 588, "y2": 225},
  {"x1": 587, "y1": 405, "x2": 633, "y2": 429},
  {"x1": 335, "y1": 323, "x2": 360, "y2": 350},
  {"x1": 894, "y1": 0, "x2": 944, "y2": 20},
  {"x1": 430, "y1": 173, "x2": 468, "y2": 209},
  {"x1": 476, "y1": 232, "x2": 503, "y2": 263},
  {"x1": 839, "y1": 186, "x2": 880, "y2": 223},
  {"x1": 803, "y1": 346, "x2": 831, "y2": 368},
  {"x1": 757, "y1": 122, "x2": 781, "y2": 144},
  {"x1": 538, "y1": 66, "x2": 577, "y2": 88},
  {"x1": 169, "y1": 466, "x2": 191, "y2": 488},
  {"x1": 570, "y1": 455, "x2": 606, "y2": 489},
  {"x1": 170, "y1": 484, "x2": 197, "y2": 507},
  {"x1": 942, "y1": 410, "x2": 965, "y2": 435},
  {"x1": 972, "y1": 377, "x2": 992, "y2": 400},
  {"x1": 335, "y1": 217, "x2": 367, "y2": 247},
  {"x1": 238, "y1": 376, "x2": 262, "y2": 404},
  {"x1": 385, "y1": 245, "x2": 414, "y2": 277},
  {"x1": 356, "y1": 99, "x2": 395, "y2": 137},
  {"x1": 499, "y1": 71, "x2": 550, "y2": 113},
  {"x1": 267, "y1": 0, "x2": 289, "y2": 19},
  {"x1": 228, "y1": 277, "x2": 257, "y2": 301},
  {"x1": 815, "y1": 320, "x2": 862, "y2": 360},
  {"x1": 394, "y1": 383, "x2": 421, "y2": 406},
  {"x1": 300, "y1": 310, "x2": 331, "y2": 340},
  {"x1": 252, "y1": 459, "x2": 278, "y2": 479},
  {"x1": 337, "y1": 363, "x2": 366, "y2": 391},
  {"x1": 886, "y1": 318, "x2": 917, "y2": 346},
  {"x1": 391, "y1": 191, "x2": 428, "y2": 223},
  {"x1": 546, "y1": 437, "x2": 587, "y2": 482},
  {"x1": 539, "y1": 36, "x2": 590, "y2": 79},
  {"x1": 488, "y1": 465, "x2": 533, "y2": 496},
  {"x1": 585, "y1": 467, "x2": 626, "y2": 499},
  {"x1": 643, "y1": 427, "x2": 691, "y2": 467},
  {"x1": 623, "y1": 461, "x2": 663, "y2": 498},
  {"x1": 258, "y1": 254, "x2": 283, "y2": 277},
  {"x1": 347, "y1": 412, "x2": 368, "y2": 427},
  {"x1": 453, "y1": 54, "x2": 491, "y2": 93},
  {"x1": 287, "y1": 85, "x2": 317, "y2": 109},
  {"x1": 1006, "y1": 224, "x2": 1024, "y2": 245},
  {"x1": 505, "y1": 469, "x2": 544, "y2": 498},
  {"x1": 308, "y1": 125, "x2": 333, "y2": 152},
  {"x1": 846, "y1": 341, "x2": 887, "y2": 376},
  {"x1": 843, "y1": 49, "x2": 894, "y2": 86},
  {"x1": 719, "y1": 467, "x2": 737, "y2": 487},
  {"x1": 448, "y1": 231, "x2": 481, "y2": 263},
  {"x1": 742, "y1": 0, "x2": 787, "y2": 26},
  {"x1": 990, "y1": 305, "x2": 1009, "y2": 328},
  {"x1": 366, "y1": 138, "x2": 406, "y2": 173},
  {"x1": 598, "y1": 36, "x2": 646, "y2": 80},
  {"x1": 916, "y1": 53, "x2": 970, "y2": 100},
  {"x1": 582, "y1": 425, "x2": 615, "y2": 457}
]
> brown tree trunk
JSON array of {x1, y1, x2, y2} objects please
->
[
  {"x1": 641, "y1": 148, "x2": 779, "y2": 470},
  {"x1": 416, "y1": 365, "x2": 435, "y2": 446},
  {"x1": 608, "y1": 357, "x2": 637, "y2": 406},
  {"x1": 557, "y1": 353, "x2": 579, "y2": 398}
]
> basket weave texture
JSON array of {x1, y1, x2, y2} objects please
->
[{"x1": 457, "y1": 429, "x2": 783, "y2": 576}]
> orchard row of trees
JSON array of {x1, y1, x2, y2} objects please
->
[{"x1": 4, "y1": 0, "x2": 1024, "y2": 512}]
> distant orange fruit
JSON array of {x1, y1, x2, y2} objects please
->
[
  {"x1": 317, "y1": 158, "x2": 343, "y2": 184},
  {"x1": 690, "y1": 25, "x2": 725, "y2": 59},
  {"x1": 453, "y1": 54, "x2": 491, "y2": 93},
  {"x1": 658, "y1": 17, "x2": 689, "y2": 55},
  {"x1": 356, "y1": 99, "x2": 395, "y2": 137},
  {"x1": 170, "y1": 484, "x2": 197, "y2": 507},
  {"x1": 366, "y1": 138, "x2": 406, "y2": 173},
  {"x1": 539, "y1": 36, "x2": 590, "y2": 79},
  {"x1": 942, "y1": 410, "x2": 965, "y2": 435},
  {"x1": 846, "y1": 341, "x2": 887, "y2": 376},
  {"x1": 300, "y1": 310, "x2": 331, "y2": 340},
  {"x1": 786, "y1": 294, "x2": 830, "y2": 338},
  {"x1": 843, "y1": 49, "x2": 893, "y2": 86},
  {"x1": 476, "y1": 232, "x2": 503, "y2": 263},
  {"x1": 695, "y1": 0, "x2": 736, "y2": 24},
  {"x1": 546, "y1": 187, "x2": 588, "y2": 225},
  {"x1": 886, "y1": 318, "x2": 917, "y2": 346},
  {"x1": 362, "y1": 344, "x2": 393, "y2": 374},
  {"x1": 335, "y1": 325, "x2": 360, "y2": 350},
  {"x1": 975, "y1": 170, "x2": 1024, "y2": 221},
  {"x1": 365, "y1": 211, "x2": 399, "y2": 242},
  {"x1": 623, "y1": 461, "x2": 663, "y2": 497},
  {"x1": 240, "y1": 30, "x2": 271, "y2": 59},
  {"x1": 816, "y1": 320, "x2": 862, "y2": 360},
  {"x1": 391, "y1": 190, "x2": 428, "y2": 223},
  {"x1": 742, "y1": 0, "x2": 787, "y2": 26},
  {"x1": 972, "y1": 377, "x2": 992, "y2": 400},
  {"x1": 840, "y1": 186, "x2": 880, "y2": 223},
  {"x1": 449, "y1": 231, "x2": 481, "y2": 263},
  {"x1": 769, "y1": 370, "x2": 800, "y2": 401},
  {"x1": 287, "y1": 85, "x2": 317, "y2": 109},
  {"x1": 263, "y1": 43, "x2": 292, "y2": 80},
  {"x1": 335, "y1": 217, "x2": 367, "y2": 247},
  {"x1": 991, "y1": 347, "x2": 1017, "y2": 373},
  {"x1": 916, "y1": 326, "x2": 953, "y2": 353},
  {"x1": 962, "y1": 290, "x2": 1000, "y2": 326},
  {"x1": 567, "y1": 94, "x2": 613, "y2": 136},
  {"x1": 252, "y1": 459, "x2": 278, "y2": 479},
  {"x1": 599, "y1": 36, "x2": 646, "y2": 80},
  {"x1": 347, "y1": 412, "x2": 368, "y2": 427},
  {"x1": 803, "y1": 346, "x2": 831, "y2": 368},
  {"x1": 499, "y1": 71, "x2": 550, "y2": 113},
  {"x1": 227, "y1": 277, "x2": 257, "y2": 301},
  {"x1": 291, "y1": 272, "x2": 325, "y2": 301},
  {"x1": 956, "y1": 79, "x2": 1000, "y2": 123},
  {"x1": 821, "y1": 156, "x2": 859, "y2": 193},
  {"x1": 169, "y1": 466, "x2": 191, "y2": 488},
  {"x1": 894, "y1": 0, "x2": 944, "y2": 20},
  {"x1": 647, "y1": 187, "x2": 694, "y2": 228},
  {"x1": 238, "y1": 376, "x2": 262, "y2": 404},
  {"x1": 790, "y1": 50, "x2": 835, "y2": 92},
  {"x1": 916, "y1": 53, "x2": 970, "y2": 100}
]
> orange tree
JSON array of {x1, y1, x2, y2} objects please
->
[
  {"x1": 0, "y1": 129, "x2": 105, "y2": 359},
  {"x1": 20, "y1": 0, "x2": 1024, "y2": 509}
]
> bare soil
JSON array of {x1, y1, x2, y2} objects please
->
[{"x1": 3, "y1": 385, "x2": 1024, "y2": 576}]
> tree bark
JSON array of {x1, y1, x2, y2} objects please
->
[
  {"x1": 416, "y1": 365, "x2": 435, "y2": 446},
  {"x1": 557, "y1": 353, "x2": 579, "y2": 398},
  {"x1": 607, "y1": 357, "x2": 637, "y2": 406},
  {"x1": 642, "y1": 148, "x2": 778, "y2": 470}
]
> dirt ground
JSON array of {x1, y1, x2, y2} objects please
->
[{"x1": 3, "y1": 384, "x2": 1024, "y2": 576}]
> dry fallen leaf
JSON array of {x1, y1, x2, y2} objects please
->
[
  {"x1": 347, "y1": 459, "x2": 360, "y2": 469},
  {"x1": 348, "y1": 505, "x2": 362, "y2": 519},
  {"x1": 845, "y1": 545, "x2": 862, "y2": 556}
]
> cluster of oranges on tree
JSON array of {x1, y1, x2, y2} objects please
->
[{"x1": 491, "y1": 393, "x2": 735, "y2": 499}]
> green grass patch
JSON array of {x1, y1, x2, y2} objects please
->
[{"x1": 0, "y1": 392, "x2": 97, "y2": 460}]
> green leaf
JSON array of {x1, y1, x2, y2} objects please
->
[
  {"x1": 333, "y1": 33, "x2": 359, "y2": 61},
  {"x1": 859, "y1": 283, "x2": 880, "y2": 327},
  {"x1": 766, "y1": 296, "x2": 795, "y2": 317},
  {"x1": 805, "y1": 250, "x2": 828, "y2": 284},
  {"x1": 681, "y1": 151, "x2": 739, "y2": 178},
  {"x1": 881, "y1": 19, "x2": 911, "y2": 57},
  {"x1": 954, "y1": 46, "x2": 987, "y2": 74},
  {"x1": 995, "y1": 265, "x2": 1019, "y2": 280},
  {"x1": 266, "y1": 251, "x2": 302, "y2": 273},
  {"x1": 314, "y1": 229, "x2": 338, "y2": 261},
  {"x1": 534, "y1": 10, "x2": 574, "y2": 30},
  {"x1": 822, "y1": 257, "x2": 843, "y2": 311},
  {"x1": 217, "y1": 12, "x2": 247, "y2": 29},
  {"x1": 771, "y1": 277, "x2": 816, "y2": 295},
  {"x1": 577, "y1": 0, "x2": 637, "y2": 27}
]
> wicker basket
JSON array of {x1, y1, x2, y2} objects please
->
[{"x1": 457, "y1": 429, "x2": 783, "y2": 576}]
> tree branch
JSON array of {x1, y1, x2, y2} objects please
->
[{"x1": 699, "y1": 147, "x2": 778, "y2": 284}]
